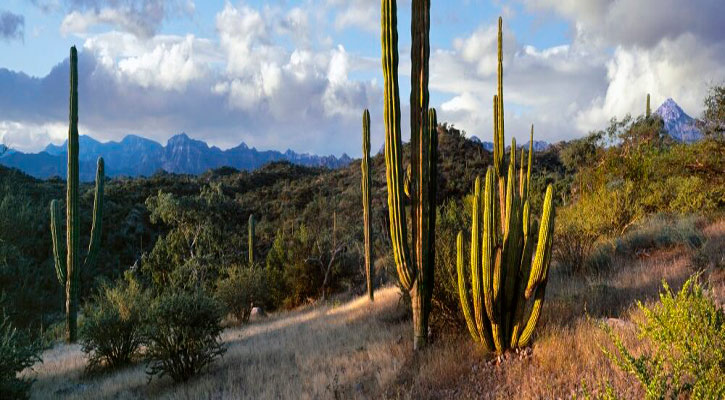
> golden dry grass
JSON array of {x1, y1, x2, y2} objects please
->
[
  {"x1": 27, "y1": 287, "x2": 415, "y2": 399},
  {"x1": 23, "y1": 218, "x2": 724, "y2": 399}
]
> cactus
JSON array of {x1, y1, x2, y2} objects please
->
[
  {"x1": 380, "y1": 0, "x2": 438, "y2": 350},
  {"x1": 248, "y1": 214, "x2": 255, "y2": 266},
  {"x1": 646, "y1": 93, "x2": 651, "y2": 118},
  {"x1": 456, "y1": 18, "x2": 555, "y2": 353},
  {"x1": 361, "y1": 109, "x2": 374, "y2": 301},
  {"x1": 49, "y1": 46, "x2": 105, "y2": 343}
]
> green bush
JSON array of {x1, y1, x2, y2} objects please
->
[
  {"x1": 215, "y1": 265, "x2": 268, "y2": 323},
  {"x1": 601, "y1": 275, "x2": 725, "y2": 399},
  {"x1": 80, "y1": 272, "x2": 149, "y2": 373},
  {"x1": 144, "y1": 290, "x2": 226, "y2": 382},
  {"x1": 614, "y1": 215, "x2": 703, "y2": 255},
  {"x1": 0, "y1": 316, "x2": 42, "y2": 399}
]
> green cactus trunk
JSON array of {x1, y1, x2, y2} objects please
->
[
  {"x1": 380, "y1": 0, "x2": 437, "y2": 351},
  {"x1": 361, "y1": 109, "x2": 374, "y2": 301},
  {"x1": 456, "y1": 18, "x2": 555, "y2": 354},
  {"x1": 248, "y1": 214, "x2": 255, "y2": 266},
  {"x1": 50, "y1": 46, "x2": 105, "y2": 343},
  {"x1": 646, "y1": 93, "x2": 651, "y2": 118}
]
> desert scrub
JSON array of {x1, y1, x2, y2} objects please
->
[
  {"x1": 144, "y1": 290, "x2": 226, "y2": 382},
  {"x1": 215, "y1": 264, "x2": 267, "y2": 323},
  {"x1": 80, "y1": 272, "x2": 149, "y2": 373},
  {"x1": 600, "y1": 275, "x2": 725, "y2": 399},
  {"x1": 614, "y1": 214, "x2": 703, "y2": 256},
  {"x1": 0, "y1": 316, "x2": 42, "y2": 399}
]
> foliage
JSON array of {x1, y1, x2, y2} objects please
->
[
  {"x1": 215, "y1": 265, "x2": 268, "y2": 323},
  {"x1": 143, "y1": 290, "x2": 226, "y2": 383},
  {"x1": 0, "y1": 313, "x2": 42, "y2": 399},
  {"x1": 79, "y1": 272, "x2": 149, "y2": 373},
  {"x1": 601, "y1": 276, "x2": 725, "y2": 399},
  {"x1": 700, "y1": 84, "x2": 725, "y2": 138}
]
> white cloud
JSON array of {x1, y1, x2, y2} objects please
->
[
  {"x1": 327, "y1": 0, "x2": 378, "y2": 33},
  {"x1": 0, "y1": 120, "x2": 77, "y2": 152}
]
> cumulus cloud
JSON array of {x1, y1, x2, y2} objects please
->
[
  {"x1": 0, "y1": 11, "x2": 24, "y2": 42},
  {"x1": 56, "y1": 0, "x2": 195, "y2": 37},
  {"x1": 431, "y1": 19, "x2": 607, "y2": 143},
  {"x1": 524, "y1": 0, "x2": 725, "y2": 132},
  {"x1": 327, "y1": 0, "x2": 378, "y2": 33}
]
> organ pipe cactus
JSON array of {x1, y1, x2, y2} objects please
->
[
  {"x1": 50, "y1": 46, "x2": 105, "y2": 343},
  {"x1": 248, "y1": 214, "x2": 255, "y2": 266},
  {"x1": 361, "y1": 109, "x2": 374, "y2": 301},
  {"x1": 381, "y1": 0, "x2": 438, "y2": 350},
  {"x1": 456, "y1": 18, "x2": 555, "y2": 353}
]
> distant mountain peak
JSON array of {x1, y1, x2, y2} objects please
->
[{"x1": 654, "y1": 98, "x2": 702, "y2": 142}]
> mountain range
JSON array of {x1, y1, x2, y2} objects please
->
[
  {"x1": 0, "y1": 99, "x2": 702, "y2": 180},
  {"x1": 0, "y1": 133, "x2": 352, "y2": 181}
]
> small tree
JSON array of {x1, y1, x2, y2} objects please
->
[{"x1": 0, "y1": 315, "x2": 42, "y2": 399}]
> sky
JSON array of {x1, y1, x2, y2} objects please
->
[{"x1": 0, "y1": 1, "x2": 723, "y2": 157}]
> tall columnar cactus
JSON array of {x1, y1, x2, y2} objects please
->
[
  {"x1": 381, "y1": 0, "x2": 438, "y2": 350},
  {"x1": 361, "y1": 109, "x2": 374, "y2": 301},
  {"x1": 50, "y1": 46, "x2": 105, "y2": 343},
  {"x1": 248, "y1": 214, "x2": 255, "y2": 266},
  {"x1": 456, "y1": 18, "x2": 555, "y2": 354},
  {"x1": 646, "y1": 93, "x2": 651, "y2": 118}
]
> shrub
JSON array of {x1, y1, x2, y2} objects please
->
[
  {"x1": 614, "y1": 215, "x2": 703, "y2": 256},
  {"x1": 0, "y1": 316, "x2": 42, "y2": 399},
  {"x1": 144, "y1": 290, "x2": 226, "y2": 382},
  {"x1": 80, "y1": 272, "x2": 149, "y2": 373},
  {"x1": 215, "y1": 265, "x2": 268, "y2": 323},
  {"x1": 601, "y1": 275, "x2": 725, "y2": 399}
]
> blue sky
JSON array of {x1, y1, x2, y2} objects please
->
[{"x1": 0, "y1": 0, "x2": 724, "y2": 156}]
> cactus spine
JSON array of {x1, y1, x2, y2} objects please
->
[
  {"x1": 456, "y1": 18, "x2": 555, "y2": 353},
  {"x1": 381, "y1": 0, "x2": 437, "y2": 350},
  {"x1": 50, "y1": 46, "x2": 105, "y2": 343},
  {"x1": 361, "y1": 109, "x2": 374, "y2": 301},
  {"x1": 646, "y1": 93, "x2": 651, "y2": 118},
  {"x1": 248, "y1": 214, "x2": 255, "y2": 266}
]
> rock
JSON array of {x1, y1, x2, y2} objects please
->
[{"x1": 250, "y1": 307, "x2": 266, "y2": 319}]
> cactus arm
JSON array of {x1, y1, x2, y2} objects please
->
[
  {"x1": 83, "y1": 157, "x2": 104, "y2": 270},
  {"x1": 527, "y1": 125, "x2": 533, "y2": 200},
  {"x1": 50, "y1": 200, "x2": 66, "y2": 285},
  {"x1": 469, "y1": 177, "x2": 485, "y2": 335},
  {"x1": 457, "y1": 231, "x2": 479, "y2": 342},
  {"x1": 248, "y1": 214, "x2": 255, "y2": 266},
  {"x1": 381, "y1": 0, "x2": 414, "y2": 291},
  {"x1": 646, "y1": 93, "x2": 651, "y2": 118},
  {"x1": 362, "y1": 109, "x2": 374, "y2": 301},
  {"x1": 517, "y1": 279, "x2": 548, "y2": 347},
  {"x1": 481, "y1": 168, "x2": 497, "y2": 323},
  {"x1": 525, "y1": 185, "x2": 555, "y2": 299}
]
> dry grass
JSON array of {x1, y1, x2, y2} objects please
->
[
  {"x1": 23, "y1": 218, "x2": 724, "y2": 399},
  {"x1": 27, "y1": 287, "x2": 414, "y2": 399}
]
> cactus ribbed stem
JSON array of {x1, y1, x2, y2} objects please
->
[
  {"x1": 380, "y1": 0, "x2": 436, "y2": 351},
  {"x1": 646, "y1": 93, "x2": 651, "y2": 118},
  {"x1": 49, "y1": 46, "x2": 104, "y2": 343},
  {"x1": 455, "y1": 17, "x2": 555, "y2": 354},
  {"x1": 362, "y1": 109, "x2": 374, "y2": 301},
  {"x1": 248, "y1": 214, "x2": 255, "y2": 266}
]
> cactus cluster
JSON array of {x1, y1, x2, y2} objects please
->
[
  {"x1": 361, "y1": 109, "x2": 374, "y2": 301},
  {"x1": 248, "y1": 214, "x2": 255, "y2": 266},
  {"x1": 380, "y1": 0, "x2": 438, "y2": 350},
  {"x1": 50, "y1": 46, "x2": 105, "y2": 343},
  {"x1": 456, "y1": 18, "x2": 555, "y2": 353}
]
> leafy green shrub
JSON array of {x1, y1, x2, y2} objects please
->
[
  {"x1": 215, "y1": 265, "x2": 268, "y2": 323},
  {"x1": 144, "y1": 290, "x2": 226, "y2": 382},
  {"x1": 80, "y1": 272, "x2": 149, "y2": 373},
  {"x1": 601, "y1": 275, "x2": 725, "y2": 399},
  {"x1": 0, "y1": 316, "x2": 42, "y2": 399}
]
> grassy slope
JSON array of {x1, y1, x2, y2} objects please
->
[{"x1": 26, "y1": 218, "x2": 724, "y2": 399}]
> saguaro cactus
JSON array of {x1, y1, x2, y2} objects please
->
[
  {"x1": 361, "y1": 109, "x2": 374, "y2": 301},
  {"x1": 381, "y1": 0, "x2": 438, "y2": 350},
  {"x1": 50, "y1": 46, "x2": 105, "y2": 343},
  {"x1": 248, "y1": 214, "x2": 255, "y2": 266},
  {"x1": 456, "y1": 18, "x2": 555, "y2": 353},
  {"x1": 646, "y1": 93, "x2": 651, "y2": 118}
]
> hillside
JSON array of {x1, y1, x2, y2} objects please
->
[{"x1": 24, "y1": 218, "x2": 725, "y2": 399}]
